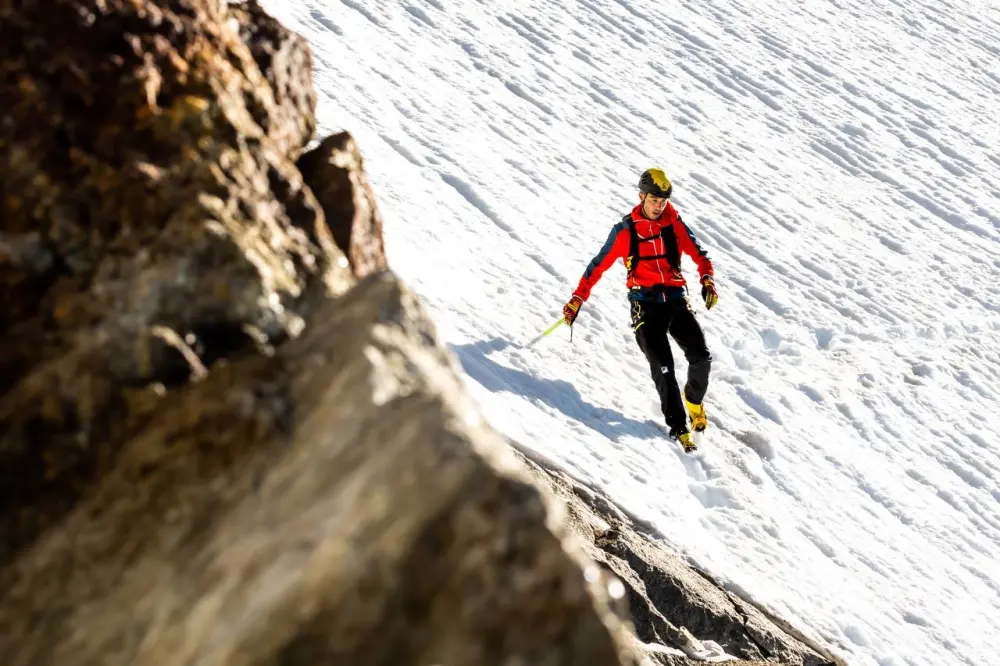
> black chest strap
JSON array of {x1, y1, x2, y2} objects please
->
[{"x1": 625, "y1": 217, "x2": 680, "y2": 277}]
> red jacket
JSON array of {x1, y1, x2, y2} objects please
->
[{"x1": 573, "y1": 203, "x2": 713, "y2": 301}]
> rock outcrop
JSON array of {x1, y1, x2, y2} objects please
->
[
  {"x1": 298, "y1": 132, "x2": 388, "y2": 280},
  {"x1": 0, "y1": 0, "x2": 345, "y2": 569},
  {"x1": 0, "y1": 1, "x2": 641, "y2": 664},
  {"x1": 1, "y1": 270, "x2": 642, "y2": 666},
  {"x1": 512, "y1": 447, "x2": 846, "y2": 666},
  {"x1": 0, "y1": 1, "x2": 842, "y2": 665}
]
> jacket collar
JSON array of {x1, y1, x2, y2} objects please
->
[{"x1": 631, "y1": 202, "x2": 676, "y2": 224}]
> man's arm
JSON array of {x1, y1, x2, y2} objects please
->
[
  {"x1": 572, "y1": 221, "x2": 629, "y2": 301},
  {"x1": 675, "y1": 215, "x2": 714, "y2": 280}
]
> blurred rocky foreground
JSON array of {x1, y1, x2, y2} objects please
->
[{"x1": 0, "y1": 1, "x2": 842, "y2": 664}]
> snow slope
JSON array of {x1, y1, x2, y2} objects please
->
[{"x1": 258, "y1": 1, "x2": 1000, "y2": 664}]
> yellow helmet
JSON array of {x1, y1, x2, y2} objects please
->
[{"x1": 638, "y1": 168, "x2": 673, "y2": 198}]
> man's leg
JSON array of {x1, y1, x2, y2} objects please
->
[
  {"x1": 632, "y1": 301, "x2": 688, "y2": 434},
  {"x1": 668, "y1": 300, "x2": 712, "y2": 404}
]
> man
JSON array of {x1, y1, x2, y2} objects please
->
[{"x1": 562, "y1": 168, "x2": 718, "y2": 453}]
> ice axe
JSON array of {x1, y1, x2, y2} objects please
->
[
  {"x1": 540, "y1": 317, "x2": 565, "y2": 337},
  {"x1": 523, "y1": 315, "x2": 573, "y2": 348}
]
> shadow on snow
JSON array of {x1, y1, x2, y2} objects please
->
[{"x1": 450, "y1": 337, "x2": 661, "y2": 443}]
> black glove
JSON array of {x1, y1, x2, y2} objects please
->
[
  {"x1": 701, "y1": 276, "x2": 718, "y2": 310},
  {"x1": 563, "y1": 295, "x2": 583, "y2": 325}
]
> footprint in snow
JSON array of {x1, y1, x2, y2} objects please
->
[
  {"x1": 734, "y1": 429, "x2": 776, "y2": 460},
  {"x1": 736, "y1": 387, "x2": 783, "y2": 425}
]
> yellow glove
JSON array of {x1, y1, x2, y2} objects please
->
[
  {"x1": 563, "y1": 295, "x2": 583, "y2": 325},
  {"x1": 701, "y1": 276, "x2": 718, "y2": 310}
]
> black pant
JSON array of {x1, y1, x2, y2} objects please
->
[{"x1": 630, "y1": 297, "x2": 712, "y2": 434}]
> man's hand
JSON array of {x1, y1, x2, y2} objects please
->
[
  {"x1": 701, "y1": 276, "x2": 718, "y2": 310},
  {"x1": 563, "y1": 295, "x2": 584, "y2": 325}
]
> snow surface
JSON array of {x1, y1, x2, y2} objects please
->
[{"x1": 258, "y1": 1, "x2": 1000, "y2": 664}]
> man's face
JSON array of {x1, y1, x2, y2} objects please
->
[{"x1": 641, "y1": 192, "x2": 667, "y2": 218}]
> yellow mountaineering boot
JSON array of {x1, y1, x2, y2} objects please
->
[
  {"x1": 667, "y1": 427, "x2": 697, "y2": 453},
  {"x1": 684, "y1": 393, "x2": 708, "y2": 432},
  {"x1": 677, "y1": 432, "x2": 697, "y2": 453}
]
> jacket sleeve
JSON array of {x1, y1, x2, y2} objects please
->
[
  {"x1": 573, "y1": 222, "x2": 629, "y2": 301},
  {"x1": 675, "y1": 215, "x2": 714, "y2": 281}
]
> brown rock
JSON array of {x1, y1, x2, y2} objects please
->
[
  {"x1": 229, "y1": 0, "x2": 317, "y2": 158},
  {"x1": 0, "y1": 272, "x2": 640, "y2": 666},
  {"x1": 1, "y1": 3, "x2": 642, "y2": 663},
  {"x1": 0, "y1": 0, "x2": 347, "y2": 565},
  {"x1": 298, "y1": 132, "x2": 389, "y2": 280}
]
